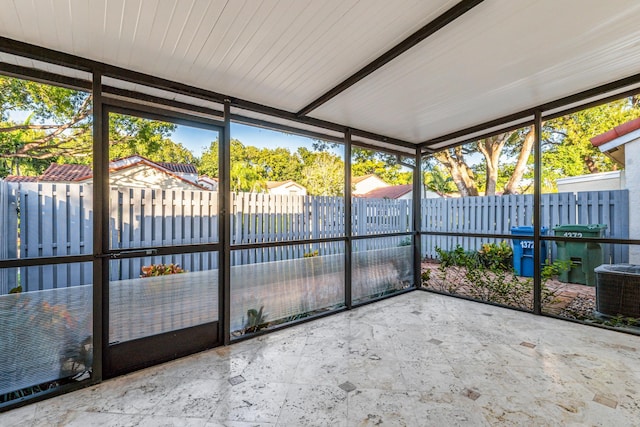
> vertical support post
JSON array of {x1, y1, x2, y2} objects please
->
[
  {"x1": 92, "y1": 70, "x2": 107, "y2": 380},
  {"x1": 413, "y1": 149, "x2": 422, "y2": 289},
  {"x1": 221, "y1": 100, "x2": 232, "y2": 345},
  {"x1": 344, "y1": 129, "x2": 352, "y2": 309},
  {"x1": 533, "y1": 110, "x2": 542, "y2": 315}
]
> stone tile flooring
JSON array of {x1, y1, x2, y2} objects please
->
[{"x1": 3, "y1": 291, "x2": 640, "y2": 426}]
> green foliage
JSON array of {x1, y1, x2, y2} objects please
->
[
  {"x1": 422, "y1": 164, "x2": 457, "y2": 196},
  {"x1": 420, "y1": 270, "x2": 431, "y2": 283},
  {"x1": 541, "y1": 259, "x2": 573, "y2": 281},
  {"x1": 303, "y1": 250, "x2": 319, "y2": 258},
  {"x1": 243, "y1": 306, "x2": 268, "y2": 334},
  {"x1": 427, "y1": 245, "x2": 561, "y2": 310},
  {"x1": 0, "y1": 76, "x2": 196, "y2": 177},
  {"x1": 602, "y1": 314, "x2": 639, "y2": 328},
  {"x1": 352, "y1": 147, "x2": 410, "y2": 185},
  {"x1": 9, "y1": 285, "x2": 22, "y2": 294},
  {"x1": 436, "y1": 245, "x2": 474, "y2": 268},
  {"x1": 299, "y1": 149, "x2": 344, "y2": 196},
  {"x1": 140, "y1": 263, "x2": 186, "y2": 277},
  {"x1": 542, "y1": 97, "x2": 640, "y2": 191},
  {"x1": 477, "y1": 241, "x2": 513, "y2": 270}
]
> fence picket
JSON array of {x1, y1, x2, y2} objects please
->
[{"x1": 2, "y1": 181, "x2": 632, "y2": 288}]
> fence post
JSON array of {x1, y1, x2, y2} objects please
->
[{"x1": 0, "y1": 181, "x2": 18, "y2": 293}]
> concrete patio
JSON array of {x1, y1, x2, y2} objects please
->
[{"x1": 2, "y1": 291, "x2": 639, "y2": 426}]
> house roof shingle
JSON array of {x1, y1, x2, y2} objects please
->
[
  {"x1": 4, "y1": 175, "x2": 39, "y2": 182},
  {"x1": 157, "y1": 162, "x2": 197, "y2": 174},
  {"x1": 360, "y1": 184, "x2": 412, "y2": 199},
  {"x1": 40, "y1": 164, "x2": 92, "y2": 181}
]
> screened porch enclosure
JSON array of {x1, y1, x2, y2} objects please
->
[{"x1": 2, "y1": 0, "x2": 640, "y2": 414}]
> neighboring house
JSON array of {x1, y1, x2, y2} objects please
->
[
  {"x1": 554, "y1": 117, "x2": 640, "y2": 193},
  {"x1": 6, "y1": 156, "x2": 207, "y2": 191},
  {"x1": 157, "y1": 161, "x2": 198, "y2": 183},
  {"x1": 352, "y1": 174, "x2": 389, "y2": 196},
  {"x1": 556, "y1": 170, "x2": 623, "y2": 193},
  {"x1": 197, "y1": 176, "x2": 218, "y2": 191},
  {"x1": 266, "y1": 180, "x2": 307, "y2": 196},
  {"x1": 590, "y1": 116, "x2": 640, "y2": 263}
]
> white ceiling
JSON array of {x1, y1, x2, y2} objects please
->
[{"x1": 1, "y1": 0, "x2": 640, "y2": 148}]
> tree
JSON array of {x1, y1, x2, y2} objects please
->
[
  {"x1": 423, "y1": 165, "x2": 456, "y2": 196},
  {"x1": 352, "y1": 147, "x2": 403, "y2": 184},
  {"x1": 0, "y1": 76, "x2": 92, "y2": 174},
  {"x1": 541, "y1": 98, "x2": 640, "y2": 191},
  {"x1": 433, "y1": 145, "x2": 480, "y2": 197},
  {"x1": 299, "y1": 150, "x2": 344, "y2": 196},
  {"x1": 431, "y1": 95, "x2": 640, "y2": 196},
  {"x1": 198, "y1": 140, "x2": 220, "y2": 178},
  {"x1": 230, "y1": 161, "x2": 265, "y2": 192},
  {"x1": 0, "y1": 76, "x2": 193, "y2": 177}
]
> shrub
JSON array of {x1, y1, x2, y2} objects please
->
[
  {"x1": 140, "y1": 263, "x2": 186, "y2": 277},
  {"x1": 477, "y1": 241, "x2": 513, "y2": 271},
  {"x1": 426, "y1": 245, "x2": 565, "y2": 310}
]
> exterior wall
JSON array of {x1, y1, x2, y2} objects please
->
[
  {"x1": 626, "y1": 140, "x2": 640, "y2": 263},
  {"x1": 174, "y1": 172, "x2": 199, "y2": 183},
  {"x1": 555, "y1": 171, "x2": 622, "y2": 193},
  {"x1": 268, "y1": 183, "x2": 307, "y2": 196},
  {"x1": 353, "y1": 176, "x2": 388, "y2": 195},
  {"x1": 109, "y1": 164, "x2": 200, "y2": 190},
  {"x1": 198, "y1": 178, "x2": 218, "y2": 191}
]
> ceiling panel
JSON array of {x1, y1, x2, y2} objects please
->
[
  {"x1": 2, "y1": 0, "x2": 640, "y2": 149},
  {"x1": 0, "y1": 0, "x2": 458, "y2": 113},
  {"x1": 310, "y1": 0, "x2": 640, "y2": 143}
]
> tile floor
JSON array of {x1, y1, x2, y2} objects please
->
[{"x1": 2, "y1": 291, "x2": 640, "y2": 426}]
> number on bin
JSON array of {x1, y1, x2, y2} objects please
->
[
  {"x1": 520, "y1": 241, "x2": 534, "y2": 249},
  {"x1": 563, "y1": 232, "x2": 583, "y2": 238}
]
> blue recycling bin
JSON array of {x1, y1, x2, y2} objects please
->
[{"x1": 511, "y1": 226, "x2": 548, "y2": 277}]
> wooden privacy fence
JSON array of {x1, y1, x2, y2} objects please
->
[
  {"x1": 421, "y1": 190, "x2": 629, "y2": 263},
  {"x1": 0, "y1": 181, "x2": 629, "y2": 292}
]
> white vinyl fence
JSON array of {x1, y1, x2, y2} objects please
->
[
  {"x1": 421, "y1": 190, "x2": 629, "y2": 263},
  {"x1": 0, "y1": 181, "x2": 630, "y2": 292}
]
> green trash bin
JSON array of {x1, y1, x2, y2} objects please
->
[{"x1": 553, "y1": 224, "x2": 607, "y2": 286}]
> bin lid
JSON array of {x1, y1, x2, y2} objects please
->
[
  {"x1": 552, "y1": 224, "x2": 607, "y2": 232},
  {"x1": 510, "y1": 226, "x2": 548, "y2": 234}
]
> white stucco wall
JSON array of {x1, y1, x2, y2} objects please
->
[
  {"x1": 268, "y1": 183, "x2": 307, "y2": 196},
  {"x1": 626, "y1": 140, "x2": 640, "y2": 264},
  {"x1": 555, "y1": 171, "x2": 622, "y2": 193},
  {"x1": 109, "y1": 165, "x2": 200, "y2": 190},
  {"x1": 353, "y1": 176, "x2": 388, "y2": 195}
]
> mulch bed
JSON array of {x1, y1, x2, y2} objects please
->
[{"x1": 421, "y1": 260, "x2": 596, "y2": 320}]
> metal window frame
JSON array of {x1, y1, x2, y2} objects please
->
[{"x1": 4, "y1": 29, "x2": 640, "y2": 411}]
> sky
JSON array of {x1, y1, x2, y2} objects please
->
[
  {"x1": 171, "y1": 122, "x2": 342, "y2": 158},
  {"x1": 8, "y1": 108, "x2": 341, "y2": 159}
]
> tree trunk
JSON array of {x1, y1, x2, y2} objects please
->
[
  {"x1": 434, "y1": 147, "x2": 479, "y2": 197},
  {"x1": 477, "y1": 134, "x2": 508, "y2": 195},
  {"x1": 504, "y1": 126, "x2": 535, "y2": 195}
]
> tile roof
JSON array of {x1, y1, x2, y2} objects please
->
[
  {"x1": 4, "y1": 175, "x2": 39, "y2": 182},
  {"x1": 360, "y1": 184, "x2": 412, "y2": 199},
  {"x1": 40, "y1": 164, "x2": 92, "y2": 181},
  {"x1": 590, "y1": 117, "x2": 640, "y2": 147},
  {"x1": 157, "y1": 162, "x2": 197, "y2": 174}
]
